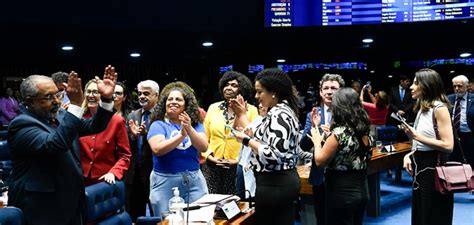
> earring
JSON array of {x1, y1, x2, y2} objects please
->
[{"x1": 272, "y1": 95, "x2": 275, "y2": 99}]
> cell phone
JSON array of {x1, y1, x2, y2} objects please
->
[
  {"x1": 365, "y1": 81, "x2": 371, "y2": 90},
  {"x1": 390, "y1": 112, "x2": 409, "y2": 126},
  {"x1": 224, "y1": 124, "x2": 239, "y2": 135}
]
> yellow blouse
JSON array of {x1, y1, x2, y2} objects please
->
[{"x1": 202, "y1": 101, "x2": 258, "y2": 160}]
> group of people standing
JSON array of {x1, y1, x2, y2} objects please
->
[{"x1": 3, "y1": 65, "x2": 471, "y2": 225}]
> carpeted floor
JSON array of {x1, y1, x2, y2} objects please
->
[{"x1": 363, "y1": 170, "x2": 474, "y2": 225}]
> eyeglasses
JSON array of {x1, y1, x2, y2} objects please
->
[
  {"x1": 85, "y1": 89, "x2": 99, "y2": 96},
  {"x1": 39, "y1": 91, "x2": 64, "y2": 102},
  {"x1": 137, "y1": 91, "x2": 152, "y2": 97}
]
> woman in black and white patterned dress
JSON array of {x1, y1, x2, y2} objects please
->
[{"x1": 231, "y1": 68, "x2": 300, "y2": 225}]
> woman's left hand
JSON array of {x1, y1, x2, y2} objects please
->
[
  {"x1": 310, "y1": 127, "x2": 323, "y2": 147},
  {"x1": 99, "y1": 172, "x2": 116, "y2": 184}
]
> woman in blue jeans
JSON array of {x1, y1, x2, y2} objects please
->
[{"x1": 147, "y1": 82, "x2": 209, "y2": 216}]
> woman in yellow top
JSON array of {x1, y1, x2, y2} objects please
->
[{"x1": 202, "y1": 71, "x2": 258, "y2": 194}]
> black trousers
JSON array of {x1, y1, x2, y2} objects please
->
[
  {"x1": 412, "y1": 151, "x2": 453, "y2": 225},
  {"x1": 450, "y1": 132, "x2": 474, "y2": 168},
  {"x1": 325, "y1": 170, "x2": 369, "y2": 225},
  {"x1": 254, "y1": 169, "x2": 300, "y2": 225},
  {"x1": 312, "y1": 183, "x2": 326, "y2": 225},
  {"x1": 125, "y1": 164, "x2": 151, "y2": 222},
  {"x1": 201, "y1": 161, "x2": 236, "y2": 195}
]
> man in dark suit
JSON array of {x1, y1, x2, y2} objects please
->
[
  {"x1": 448, "y1": 75, "x2": 474, "y2": 168},
  {"x1": 125, "y1": 80, "x2": 160, "y2": 221},
  {"x1": 388, "y1": 75, "x2": 416, "y2": 124},
  {"x1": 300, "y1": 73, "x2": 345, "y2": 225},
  {"x1": 7, "y1": 66, "x2": 117, "y2": 225}
]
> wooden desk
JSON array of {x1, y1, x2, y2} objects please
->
[
  {"x1": 297, "y1": 142, "x2": 412, "y2": 219},
  {"x1": 157, "y1": 202, "x2": 255, "y2": 225}
]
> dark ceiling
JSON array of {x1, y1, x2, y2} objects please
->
[{"x1": 0, "y1": 0, "x2": 473, "y2": 67}]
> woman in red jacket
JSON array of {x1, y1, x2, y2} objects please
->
[{"x1": 80, "y1": 79, "x2": 132, "y2": 185}]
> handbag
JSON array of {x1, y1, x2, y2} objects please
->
[{"x1": 431, "y1": 106, "x2": 474, "y2": 194}]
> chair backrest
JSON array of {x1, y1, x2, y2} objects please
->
[
  {"x1": 0, "y1": 140, "x2": 10, "y2": 160},
  {"x1": 0, "y1": 207, "x2": 25, "y2": 225},
  {"x1": 376, "y1": 126, "x2": 398, "y2": 144},
  {"x1": 0, "y1": 130, "x2": 7, "y2": 141},
  {"x1": 85, "y1": 181, "x2": 132, "y2": 224}
]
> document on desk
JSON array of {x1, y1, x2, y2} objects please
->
[
  {"x1": 184, "y1": 205, "x2": 216, "y2": 225},
  {"x1": 194, "y1": 194, "x2": 240, "y2": 204}
]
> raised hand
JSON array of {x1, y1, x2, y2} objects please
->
[
  {"x1": 96, "y1": 65, "x2": 118, "y2": 99},
  {"x1": 128, "y1": 119, "x2": 148, "y2": 138},
  {"x1": 228, "y1": 95, "x2": 247, "y2": 116},
  {"x1": 65, "y1": 71, "x2": 84, "y2": 106},
  {"x1": 311, "y1": 107, "x2": 321, "y2": 128},
  {"x1": 179, "y1": 111, "x2": 192, "y2": 132}
]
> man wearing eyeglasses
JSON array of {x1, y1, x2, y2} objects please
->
[
  {"x1": 7, "y1": 66, "x2": 117, "y2": 225},
  {"x1": 125, "y1": 80, "x2": 160, "y2": 221}
]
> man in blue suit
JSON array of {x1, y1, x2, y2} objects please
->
[
  {"x1": 7, "y1": 66, "x2": 117, "y2": 225},
  {"x1": 448, "y1": 75, "x2": 474, "y2": 168},
  {"x1": 300, "y1": 74, "x2": 345, "y2": 225}
]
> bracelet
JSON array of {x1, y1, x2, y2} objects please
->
[
  {"x1": 100, "y1": 96, "x2": 113, "y2": 103},
  {"x1": 242, "y1": 137, "x2": 251, "y2": 147}
]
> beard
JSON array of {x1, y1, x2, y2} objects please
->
[
  {"x1": 46, "y1": 105, "x2": 60, "y2": 121},
  {"x1": 139, "y1": 99, "x2": 149, "y2": 107}
]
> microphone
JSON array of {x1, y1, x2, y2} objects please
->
[{"x1": 182, "y1": 173, "x2": 190, "y2": 225}]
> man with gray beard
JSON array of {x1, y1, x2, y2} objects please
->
[{"x1": 125, "y1": 80, "x2": 160, "y2": 221}]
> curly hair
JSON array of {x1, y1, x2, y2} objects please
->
[
  {"x1": 218, "y1": 71, "x2": 254, "y2": 101},
  {"x1": 255, "y1": 68, "x2": 299, "y2": 115},
  {"x1": 331, "y1": 88, "x2": 370, "y2": 137},
  {"x1": 151, "y1": 81, "x2": 202, "y2": 126}
]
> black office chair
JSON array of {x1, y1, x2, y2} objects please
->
[{"x1": 84, "y1": 181, "x2": 132, "y2": 225}]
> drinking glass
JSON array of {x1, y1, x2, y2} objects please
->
[{"x1": 376, "y1": 141, "x2": 383, "y2": 153}]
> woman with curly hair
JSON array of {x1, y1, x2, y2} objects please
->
[
  {"x1": 311, "y1": 87, "x2": 373, "y2": 225},
  {"x1": 147, "y1": 81, "x2": 209, "y2": 216},
  {"x1": 201, "y1": 71, "x2": 258, "y2": 195}
]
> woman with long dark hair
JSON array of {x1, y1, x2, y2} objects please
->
[
  {"x1": 113, "y1": 81, "x2": 133, "y2": 118},
  {"x1": 311, "y1": 87, "x2": 372, "y2": 225},
  {"x1": 401, "y1": 68, "x2": 454, "y2": 225},
  {"x1": 232, "y1": 68, "x2": 300, "y2": 225}
]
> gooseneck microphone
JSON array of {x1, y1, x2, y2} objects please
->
[{"x1": 182, "y1": 173, "x2": 190, "y2": 225}]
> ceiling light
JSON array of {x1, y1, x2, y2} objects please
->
[
  {"x1": 62, "y1": 45, "x2": 73, "y2": 51},
  {"x1": 460, "y1": 52, "x2": 471, "y2": 58},
  {"x1": 276, "y1": 59, "x2": 286, "y2": 63},
  {"x1": 130, "y1": 53, "x2": 141, "y2": 58},
  {"x1": 388, "y1": 75, "x2": 393, "y2": 78},
  {"x1": 450, "y1": 70, "x2": 455, "y2": 74},
  {"x1": 362, "y1": 38, "x2": 373, "y2": 43},
  {"x1": 202, "y1": 42, "x2": 213, "y2": 47},
  {"x1": 370, "y1": 70, "x2": 375, "y2": 73}
]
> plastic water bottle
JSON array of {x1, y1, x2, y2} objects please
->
[{"x1": 168, "y1": 187, "x2": 185, "y2": 225}]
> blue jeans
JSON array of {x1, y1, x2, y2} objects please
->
[{"x1": 149, "y1": 170, "x2": 208, "y2": 217}]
